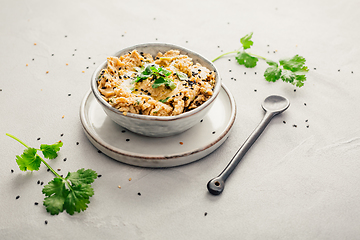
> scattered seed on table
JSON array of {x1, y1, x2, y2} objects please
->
[
  {"x1": 34, "y1": 202, "x2": 38, "y2": 205},
  {"x1": 46, "y1": 71, "x2": 49, "y2": 74},
  {"x1": 37, "y1": 137, "x2": 40, "y2": 141},
  {"x1": 255, "y1": 72, "x2": 257, "y2": 74},
  {"x1": 283, "y1": 121, "x2": 286, "y2": 124},
  {"x1": 126, "y1": 139, "x2": 130, "y2": 142},
  {"x1": 118, "y1": 185, "x2": 121, "y2": 189},
  {"x1": 37, "y1": 180, "x2": 40, "y2": 184},
  {"x1": 305, "y1": 119, "x2": 308, "y2": 122},
  {"x1": 68, "y1": 93, "x2": 71, "y2": 96},
  {"x1": 204, "y1": 212, "x2": 208, "y2": 216},
  {"x1": 212, "y1": 131, "x2": 216, "y2": 134},
  {"x1": 229, "y1": 70, "x2": 231, "y2": 72},
  {"x1": 26, "y1": 63, "x2": 28, "y2": 66},
  {"x1": 138, "y1": 192, "x2": 141, "y2": 196},
  {"x1": 179, "y1": 142, "x2": 184, "y2": 145},
  {"x1": 51, "y1": 54, "x2": 54, "y2": 56},
  {"x1": 45, "y1": 220, "x2": 48, "y2": 225},
  {"x1": 98, "y1": 174, "x2": 102, "y2": 178},
  {"x1": 244, "y1": 72, "x2": 246, "y2": 74},
  {"x1": 57, "y1": 169, "x2": 61, "y2": 171},
  {"x1": 121, "y1": 130, "x2": 126, "y2": 133},
  {"x1": 293, "y1": 125, "x2": 297, "y2": 128},
  {"x1": 76, "y1": 142, "x2": 79, "y2": 145},
  {"x1": 16, "y1": 195, "x2": 20, "y2": 200},
  {"x1": 47, "y1": 169, "x2": 50, "y2": 172},
  {"x1": 304, "y1": 103, "x2": 307, "y2": 106},
  {"x1": 200, "y1": 119, "x2": 203, "y2": 122},
  {"x1": 307, "y1": 125, "x2": 309, "y2": 128},
  {"x1": 254, "y1": 89, "x2": 257, "y2": 92},
  {"x1": 40, "y1": 182, "x2": 44, "y2": 185},
  {"x1": 338, "y1": 69, "x2": 340, "y2": 72},
  {"x1": 314, "y1": 68, "x2": 317, "y2": 70},
  {"x1": 294, "y1": 89, "x2": 296, "y2": 92},
  {"x1": 11, "y1": 169, "x2": 14, "y2": 173},
  {"x1": 128, "y1": 178, "x2": 132, "y2": 181},
  {"x1": 60, "y1": 133, "x2": 64, "y2": 137}
]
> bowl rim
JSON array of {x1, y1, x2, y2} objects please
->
[{"x1": 91, "y1": 42, "x2": 222, "y2": 121}]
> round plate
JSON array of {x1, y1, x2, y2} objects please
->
[{"x1": 79, "y1": 84, "x2": 236, "y2": 168}]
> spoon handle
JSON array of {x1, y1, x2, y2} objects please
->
[{"x1": 207, "y1": 111, "x2": 275, "y2": 195}]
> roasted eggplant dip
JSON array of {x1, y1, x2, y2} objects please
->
[{"x1": 97, "y1": 50, "x2": 216, "y2": 116}]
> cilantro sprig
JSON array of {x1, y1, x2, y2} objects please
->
[
  {"x1": 213, "y1": 32, "x2": 309, "y2": 87},
  {"x1": 7, "y1": 133, "x2": 97, "y2": 215},
  {"x1": 134, "y1": 64, "x2": 177, "y2": 90}
]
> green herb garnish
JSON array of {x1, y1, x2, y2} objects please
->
[
  {"x1": 7, "y1": 133, "x2": 97, "y2": 215},
  {"x1": 213, "y1": 32, "x2": 309, "y2": 87},
  {"x1": 134, "y1": 64, "x2": 176, "y2": 90},
  {"x1": 175, "y1": 71, "x2": 188, "y2": 81},
  {"x1": 159, "y1": 97, "x2": 170, "y2": 103}
]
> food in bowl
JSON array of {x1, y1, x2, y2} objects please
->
[{"x1": 97, "y1": 49, "x2": 216, "y2": 116}]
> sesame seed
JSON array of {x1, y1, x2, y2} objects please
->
[
  {"x1": 34, "y1": 202, "x2": 38, "y2": 205},
  {"x1": 16, "y1": 195, "x2": 20, "y2": 200},
  {"x1": 138, "y1": 192, "x2": 141, "y2": 196}
]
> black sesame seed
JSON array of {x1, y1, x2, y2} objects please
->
[
  {"x1": 229, "y1": 70, "x2": 231, "y2": 72},
  {"x1": 304, "y1": 103, "x2": 307, "y2": 106},
  {"x1": 212, "y1": 131, "x2": 215, "y2": 134},
  {"x1": 68, "y1": 94, "x2": 71, "y2": 96},
  {"x1": 305, "y1": 119, "x2": 308, "y2": 122},
  {"x1": 138, "y1": 192, "x2": 141, "y2": 196},
  {"x1": 88, "y1": 57, "x2": 91, "y2": 59},
  {"x1": 244, "y1": 72, "x2": 246, "y2": 74},
  {"x1": 98, "y1": 175, "x2": 102, "y2": 178},
  {"x1": 16, "y1": 195, "x2": 20, "y2": 200},
  {"x1": 294, "y1": 89, "x2": 296, "y2": 92},
  {"x1": 204, "y1": 212, "x2": 208, "y2": 216},
  {"x1": 98, "y1": 150, "x2": 102, "y2": 153},
  {"x1": 60, "y1": 133, "x2": 64, "y2": 137},
  {"x1": 40, "y1": 182, "x2": 44, "y2": 185},
  {"x1": 63, "y1": 158, "x2": 67, "y2": 162},
  {"x1": 283, "y1": 121, "x2": 286, "y2": 124},
  {"x1": 126, "y1": 139, "x2": 130, "y2": 142},
  {"x1": 45, "y1": 220, "x2": 48, "y2": 225},
  {"x1": 34, "y1": 202, "x2": 38, "y2": 205},
  {"x1": 338, "y1": 69, "x2": 340, "y2": 72},
  {"x1": 51, "y1": 54, "x2": 54, "y2": 56},
  {"x1": 307, "y1": 125, "x2": 309, "y2": 128},
  {"x1": 47, "y1": 169, "x2": 50, "y2": 172},
  {"x1": 37, "y1": 137, "x2": 40, "y2": 141},
  {"x1": 37, "y1": 180, "x2": 40, "y2": 184},
  {"x1": 11, "y1": 169, "x2": 14, "y2": 173},
  {"x1": 293, "y1": 125, "x2": 297, "y2": 128},
  {"x1": 314, "y1": 68, "x2": 317, "y2": 70},
  {"x1": 200, "y1": 119, "x2": 203, "y2": 122},
  {"x1": 254, "y1": 89, "x2": 257, "y2": 92},
  {"x1": 76, "y1": 142, "x2": 79, "y2": 145}
]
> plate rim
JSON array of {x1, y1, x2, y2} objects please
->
[{"x1": 79, "y1": 83, "x2": 236, "y2": 163}]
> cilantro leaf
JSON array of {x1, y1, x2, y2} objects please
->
[
  {"x1": 295, "y1": 74, "x2": 306, "y2": 87},
  {"x1": 64, "y1": 183, "x2": 94, "y2": 215},
  {"x1": 240, "y1": 32, "x2": 254, "y2": 50},
  {"x1": 7, "y1": 133, "x2": 98, "y2": 216},
  {"x1": 281, "y1": 69, "x2": 296, "y2": 83},
  {"x1": 279, "y1": 55, "x2": 309, "y2": 72},
  {"x1": 264, "y1": 66, "x2": 282, "y2": 82},
  {"x1": 66, "y1": 168, "x2": 98, "y2": 186},
  {"x1": 159, "y1": 97, "x2": 170, "y2": 103},
  {"x1": 40, "y1": 141, "x2": 63, "y2": 159},
  {"x1": 43, "y1": 177, "x2": 67, "y2": 215},
  {"x1": 152, "y1": 77, "x2": 176, "y2": 90},
  {"x1": 176, "y1": 71, "x2": 188, "y2": 81},
  {"x1": 236, "y1": 51, "x2": 258, "y2": 68},
  {"x1": 16, "y1": 147, "x2": 42, "y2": 171},
  {"x1": 266, "y1": 60, "x2": 278, "y2": 67}
]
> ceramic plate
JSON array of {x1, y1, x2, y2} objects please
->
[{"x1": 80, "y1": 84, "x2": 236, "y2": 168}]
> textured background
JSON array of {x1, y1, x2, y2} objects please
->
[{"x1": 1, "y1": 0, "x2": 360, "y2": 239}]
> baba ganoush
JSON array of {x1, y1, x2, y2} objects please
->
[{"x1": 97, "y1": 50, "x2": 216, "y2": 116}]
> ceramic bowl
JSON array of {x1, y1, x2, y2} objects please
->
[{"x1": 91, "y1": 42, "x2": 221, "y2": 137}]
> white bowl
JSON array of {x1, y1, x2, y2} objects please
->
[{"x1": 91, "y1": 42, "x2": 221, "y2": 137}]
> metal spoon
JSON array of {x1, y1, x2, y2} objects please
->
[{"x1": 207, "y1": 95, "x2": 290, "y2": 195}]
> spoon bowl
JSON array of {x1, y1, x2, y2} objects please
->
[{"x1": 262, "y1": 95, "x2": 290, "y2": 114}]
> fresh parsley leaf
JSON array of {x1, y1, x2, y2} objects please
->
[
  {"x1": 42, "y1": 177, "x2": 67, "y2": 215},
  {"x1": 16, "y1": 147, "x2": 42, "y2": 171},
  {"x1": 66, "y1": 168, "x2": 98, "y2": 186},
  {"x1": 7, "y1": 133, "x2": 97, "y2": 216},
  {"x1": 236, "y1": 51, "x2": 258, "y2": 68},
  {"x1": 159, "y1": 97, "x2": 170, "y2": 103},
  {"x1": 63, "y1": 183, "x2": 94, "y2": 215},
  {"x1": 40, "y1": 141, "x2": 63, "y2": 159},
  {"x1": 279, "y1": 55, "x2": 308, "y2": 72},
  {"x1": 240, "y1": 32, "x2": 254, "y2": 50},
  {"x1": 264, "y1": 66, "x2": 282, "y2": 82},
  {"x1": 176, "y1": 71, "x2": 188, "y2": 81},
  {"x1": 212, "y1": 33, "x2": 308, "y2": 88},
  {"x1": 152, "y1": 77, "x2": 176, "y2": 90}
]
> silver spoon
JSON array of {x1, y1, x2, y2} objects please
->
[{"x1": 207, "y1": 95, "x2": 290, "y2": 195}]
